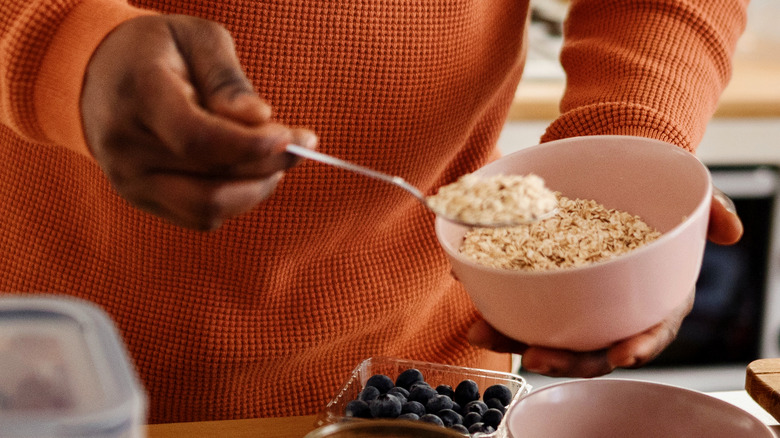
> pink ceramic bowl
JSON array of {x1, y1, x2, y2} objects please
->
[
  {"x1": 504, "y1": 379, "x2": 774, "y2": 438},
  {"x1": 435, "y1": 135, "x2": 712, "y2": 351}
]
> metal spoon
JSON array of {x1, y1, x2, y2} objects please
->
[{"x1": 285, "y1": 144, "x2": 556, "y2": 228}]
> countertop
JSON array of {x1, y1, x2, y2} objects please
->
[
  {"x1": 145, "y1": 390, "x2": 779, "y2": 438},
  {"x1": 146, "y1": 415, "x2": 319, "y2": 438}
]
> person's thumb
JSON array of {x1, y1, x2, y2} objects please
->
[
  {"x1": 167, "y1": 15, "x2": 271, "y2": 125},
  {"x1": 708, "y1": 186, "x2": 744, "y2": 245}
]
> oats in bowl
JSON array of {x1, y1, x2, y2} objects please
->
[{"x1": 459, "y1": 194, "x2": 661, "y2": 271}]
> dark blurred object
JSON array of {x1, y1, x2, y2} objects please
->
[{"x1": 652, "y1": 165, "x2": 779, "y2": 366}]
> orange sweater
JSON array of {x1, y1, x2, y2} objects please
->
[{"x1": 0, "y1": 0, "x2": 746, "y2": 423}]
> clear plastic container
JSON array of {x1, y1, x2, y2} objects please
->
[
  {"x1": 316, "y1": 357, "x2": 531, "y2": 438},
  {"x1": 306, "y1": 419, "x2": 469, "y2": 437},
  {"x1": 0, "y1": 295, "x2": 147, "y2": 437}
]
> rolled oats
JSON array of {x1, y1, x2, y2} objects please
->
[
  {"x1": 459, "y1": 194, "x2": 661, "y2": 271},
  {"x1": 427, "y1": 174, "x2": 558, "y2": 225}
]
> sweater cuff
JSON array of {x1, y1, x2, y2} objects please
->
[
  {"x1": 34, "y1": 0, "x2": 154, "y2": 158},
  {"x1": 540, "y1": 102, "x2": 694, "y2": 154}
]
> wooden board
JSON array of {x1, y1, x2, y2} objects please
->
[{"x1": 747, "y1": 359, "x2": 780, "y2": 422}]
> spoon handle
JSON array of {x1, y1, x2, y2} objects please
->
[{"x1": 285, "y1": 144, "x2": 426, "y2": 202}]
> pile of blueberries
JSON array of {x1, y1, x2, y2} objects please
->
[{"x1": 344, "y1": 368, "x2": 514, "y2": 436}]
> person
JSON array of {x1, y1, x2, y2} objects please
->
[{"x1": 0, "y1": 0, "x2": 747, "y2": 423}]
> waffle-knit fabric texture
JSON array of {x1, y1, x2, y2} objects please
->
[{"x1": 0, "y1": 0, "x2": 746, "y2": 423}]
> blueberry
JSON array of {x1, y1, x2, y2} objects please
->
[
  {"x1": 358, "y1": 386, "x2": 380, "y2": 402},
  {"x1": 408, "y1": 383, "x2": 437, "y2": 405},
  {"x1": 420, "y1": 413, "x2": 445, "y2": 427},
  {"x1": 366, "y1": 374, "x2": 395, "y2": 394},
  {"x1": 426, "y1": 394, "x2": 454, "y2": 413},
  {"x1": 451, "y1": 401, "x2": 461, "y2": 414},
  {"x1": 449, "y1": 423, "x2": 470, "y2": 435},
  {"x1": 345, "y1": 399, "x2": 371, "y2": 418},
  {"x1": 395, "y1": 368, "x2": 425, "y2": 390},
  {"x1": 435, "y1": 384, "x2": 455, "y2": 399},
  {"x1": 485, "y1": 397, "x2": 506, "y2": 414},
  {"x1": 369, "y1": 393, "x2": 402, "y2": 418},
  {"x1": 467, "y1": 422, "x2": 496, "y2": 434},
  {"x1": 398, "y1": 412, "x2": 420, "y2": 421},
  {"x1": 454, "y1": 379, "x2": 480, "y2": 406},
  {"x1": 463, "y1": 411, "x2": 482, "y2": 428},
  {"x1": 387, "y1": 387, "x2": 408, "y2": 404},
  {"x1": 401, "y1": 400, "x2": 426, "y2": 417},
  {"x1": 437, "y1": 408, "x2": 463, "y2": 427},
  {"x1": 483, "y1": 384, "x2": 513, "y2": 407},
  {"x1": 481, "y1": 408, "x2": 504, "y2": 429},
  {"x1": 463, "y1": 400, "x2": 488, "y2": 415},
  {"x1": 389, "y1": 386, "x2": 410, "y2": 398},
  {"x1": 410, "y1": 381, "x2": 432, "y2": 390},
  {"x1": 468, "y1": 422, "x2": 486, "y2": 434}
]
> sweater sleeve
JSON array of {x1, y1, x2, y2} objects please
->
[
  {"x1": 0, "y1": 0, "x2": 151, "y2": 157},
  {"x1": 540, "y1": 0, "x2": 749, "y2": 152}
]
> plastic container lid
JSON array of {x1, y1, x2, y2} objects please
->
[{"x1": 0, "y1": 295, "x2": 147, "y2": 437}]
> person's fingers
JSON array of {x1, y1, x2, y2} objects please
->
[
  {"x1": 467, "y1": 317, "x2": 617, "y2": 377},
  {"x1": 708, "y1": 186, "x2": 744, "y2": 245},
  {"x1": 167, "y1": 16, "x2": 272, "y2": 125},
  {"x1": 467, "y1": 319, "x2": 529, "y2": 354},
  {"x1": 468, "y1": 287, "x2": 695, "y2": 378},
  {"x1": 521, "y1": 295, "x2": 688, "y2": 378},
  {"x1": 289, "y1": 128, "x2": 319, "y2": 152},
  {"x1": 111, "y1": 17, "x2": 291, "y2": 176},
  {"x1": 135, "y1": 70, "x2": 295, "y2": 174},
  {"x1": 79, "y1": 14, "x2": 313, "y2": 230},
  {"x1": 130, "y1": 171, "x2": 284, "y2": 230},
  {"x1": 606, "y1": 287, "x2": 695, "y2": 369},
  {"x1": 520, "y1": 348, "x2": 613, "y2": 378},
  {"x1": 103, "y1": 129, "x2": 288, "y2": 230},
  {"x1": 467, "y1": 319, "x2": 612, "y2": 377}
]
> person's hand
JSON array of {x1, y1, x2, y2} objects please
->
[
  {"x1": 467, "y1": 187, "x2": 744, "y2": 377},
  {"x1": 81, "y1": 15, "x2": 317, "y2": 230}
]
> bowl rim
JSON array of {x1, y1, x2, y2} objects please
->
[
  {"x1": 435, "y1": 135, "x2": 713, "y2": 276},
  {"x1": 505, "y1": 378, "x2": 775, "y2": 437}
]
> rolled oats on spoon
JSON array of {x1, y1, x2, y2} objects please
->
[{"x1": 426, "y1": 173, "x2": 559, "y2": 227}]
